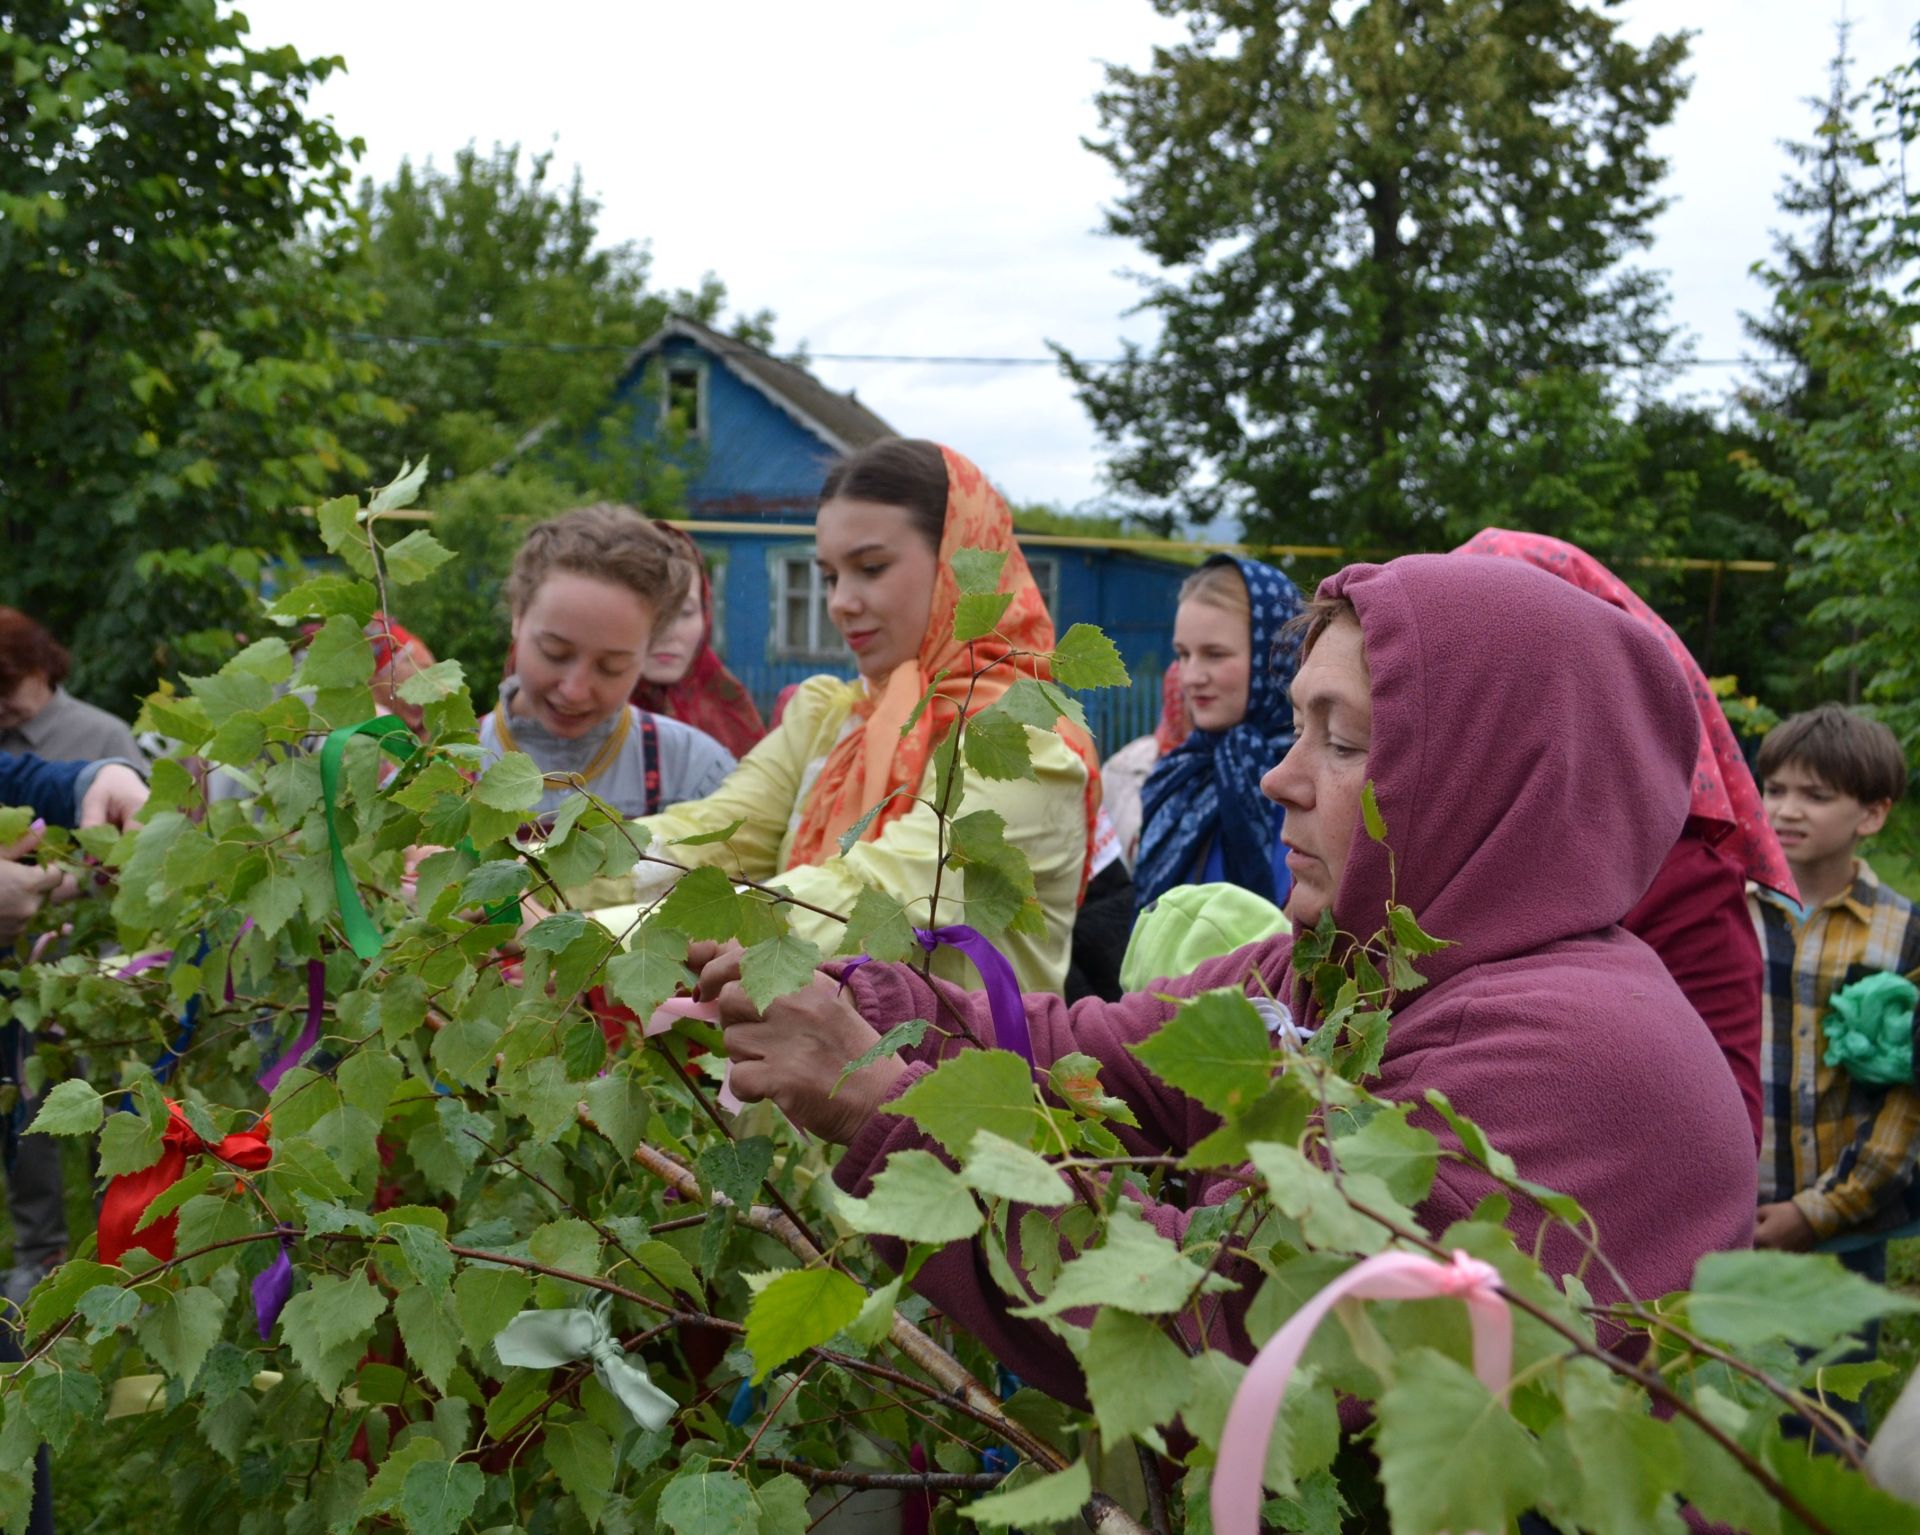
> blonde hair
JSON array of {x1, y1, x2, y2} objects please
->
[
  {"x1": 506, "y1": 503, "x2": 693, "y2": 620},
  {"x1": 1178, "y1": 560, "x2": 1251, "y2": 621}
]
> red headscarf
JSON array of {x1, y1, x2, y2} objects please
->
[
  {"x1": 1456, "y1": 529, "x2": 1797, "y2": 898},
  {"x1": 630, "y1": 524, "x2": 767, "y2": 761},
  {"x1": 785, "y1": 446, "x2": 1102, "y2": 883},
  {"x1": 1154, "y1": 660, "x2": 1191, "y2": 755}
]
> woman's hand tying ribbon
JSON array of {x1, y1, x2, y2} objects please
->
[
  {"x1": 492, "y1": 1301, "x2": 678, "y2": 1433},
  {"x1": 97, "y1": 1103, "x2": 273, "y2": 1265},
  {"x1": 658, "y1": 941, "x2": 905, "y2": 1144},
  {"x1": 1212, "y1": 1248, "x2": 1512, "y2": 1535}
]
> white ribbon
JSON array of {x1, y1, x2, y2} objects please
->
[{"x1": 492, "y1": 1301, "x2": 677, "y2": 1432}]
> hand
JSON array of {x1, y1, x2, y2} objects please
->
[
  {"x1": 78, "y1": 763, "x2": 149, "y2": 832},
  {"x1": 1754, "y1": 1200, "x2": 1818, "y2": 1252},
  {"x1": 711, "y1": 969, "x2": 906, "y2": 1145},
  {"x1": 0, "y1": 823, "x2": 66, "y2": 943}
]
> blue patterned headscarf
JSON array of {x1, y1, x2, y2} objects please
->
[{"x1": 1134, "y1": 556, "x2": 1306, "y2": 913}]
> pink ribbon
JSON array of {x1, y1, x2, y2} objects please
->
[
  {"x1": 1211, "y1": 1249, "x2": 1511, "y2": 1535},
  {"x1": 646, "y1": 997, "x2": 743, "y2": 1113}
]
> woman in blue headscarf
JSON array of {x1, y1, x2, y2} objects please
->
[{"x1": 1133, "y1": 556, "x2": 1305, "y2": 916}]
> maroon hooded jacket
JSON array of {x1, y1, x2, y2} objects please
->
[{"x1": 832, "y1": 554, "x2": 1756, "y2": 1402}]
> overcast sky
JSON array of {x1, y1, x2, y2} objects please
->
[{"x1": 240, "y1": 0, "x2": 1916, "y2": 513}]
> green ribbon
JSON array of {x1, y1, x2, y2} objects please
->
[
  {"x1": 320, "y1": 715, "x2": 516, "y2": 961},
  {"x1": 492, "y1": 1302, "x2": 677, "y2": 1432}
]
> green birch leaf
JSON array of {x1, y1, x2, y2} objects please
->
[
  {"x1": 135, "y1": 1284, "x2": 226, "y2": 1383},
  {"x1": 475, "y1": 751, "x2": 544, "y2": 812},
  {"x1": 392, "y1": 1284, "x2": 462, "y2": 1395},
  {"x1": 368, "y1": 458, "x2": 429, "y2": 514},
  {"x1": 1078, "y1": 1308, "x2": 1193, "y2": 1443},
  {"x1": 654, "y1": 865, "x2": 744, "y2": 941},
  {"x1": 136, "y1": 1165, "x2": 217, "y2": 1234},
  {"x1": 1129, "y1": 988, "x2": 1274, "y2": 1118},
  {"x1": 954, "y1": 590, "x2": 1015, "y2": 641},
  {"x1": 97, "y1": 1108, "x2": 166, "y2": 1178},
  {"x1": 460, "y1": 860, "x2": 532, "y2": 909},
  {"x1": 545, "y1": 1418, "x2": 616, "y2": 1529},
  {"x1": 454, "y1": 1268, "x2": 532, "y2": 1357},
  {"x1": 752, "y1": 1472, "x2": 813, "y2": 1535},
  {"x1": 360, "y1": 1438, "x2": 447, "y2": 1518},
  {"x1": 744, "y1": 1268, "x2": 867, "y2": 1381},
  {"x1": 25, "y1": 1080, "x2": 102, "y2": 1137},
  {"x1": 75, "y1": 1284, "x2": 141, "y2": 1342},
  {"x1": 604, "y1": 924, "x2": 693, "y2": 1018},
  {"x1": 670, "y1": 818, "x2": 746, "y2": 847},
  {"x1": 399, "y1": 1457, "x2": 483, "y2": 1535},
  {"x1": 246, "y1": 870, "x2": 303, "y2": 939},
  {"x1": 961, "y1": 710, "x2": 1033, "y2": 780},
  {"x1": 524, "y1": 910, "x2": 593, "y2": 954},
  {"x1": 951, "y1": 548, "x2": 1008, "y2": 595},
  {"x1": 387, "y1": 1223, "x2": 454, "y2": 1294},
  {"x1": 695, "y1": 1136, "x2": 774, "y2": 1211},
  {"x1": 836, "y1": 1149, "x2": 983, "y2": 1243},
  {"x1": 382, "y1": 529, "x2": 456, "y2": 587},
  {"x1": 1424, "y1": 1089, "x2": 1519, "y2": 1180},
  {"x1": 268, "y1": 574, "x2": 378, "y2": 625},
  {"x1": 1330, "y1": 1105, "x2": 1439, "y2": 1206},
  {"x1": 584, "y1": 1072, "x2": 646, "y2": 1159},
  {"x1": 836, "y1": 884, "x2": 917, "y2": 963},
  {"x1": 1388, "y1": 903, "x2": 1453, "y2": 955},
  {"x1": 833, "y1": 1018, "x2": 930, "y2": 1095},
  {"x1": 626, "y1": 1240, "x2": 700, "y2": 1303},
  {"x1": 23, "y1": 1370, "x2": 101, "y2": 1455},
  {"x1": 1537, "y1": 1371, "x2": 1687, "y2": 1535},
  {"x1": 899, "y1": 670, "x2": 951, "y2": 739},
  {"x1": 658, "y1": 1467, "x2": 759, "y2": 1535},
  {"x1": 281, "y1": 1273, "x2": 389, "y2": 1399},
  {"x1": 1049, "y1": 623, "x2": 1130, "y2": 688},
  {"x1": 1361, "y1": 780, "x2": 1388, "y2": 843},
  {"x1": 739, "y1": 932, "x2": 822, "y2": 1009},
  {"x1": 1375, "y1": 1348, "x2": 1544, "y2": 1535},
  {"x1": 886, "y1": 1048, "x2": 1038, "y2": 1155},
  {"x1": 26, "y1": 1261, "x2": 120, "y2": 1335},
  {"x1": 961, "y1": 1458, "x2": 1090, "y2": 1529},
  {"x1": 1011, "y1": 1199, "x2": 1228, "y2": 1318},
  {"x1": 1687, "y1": 1249, "x2": 1920, "y2": 1352},
  {"x1": 846, "y1": 1275, "x2": 904, "y2": 1350},
  {"x1": 1250, "y1": 1141, "x2": 1397, "y2": 1255},
  {"x1": 297, "y1": 615, "x2": 374, "y2": 691},
  {"x1": 960, "y1": 1129, "x2": 1070, "y2": 1207},
  {"x1": 1047, "y1": 1051, "x2": 1141, "y2": 1128},
  {"x1": 529, "y1": 1218, "x2": 601, "y2": 1279}
]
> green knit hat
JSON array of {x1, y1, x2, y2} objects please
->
[{"x1": 1121, "y1": 882, "x2": 1291, "y2": 994}]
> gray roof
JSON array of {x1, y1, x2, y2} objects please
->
[{"x1": 622, "y1": 314, "x2": 896, "y2": 454}]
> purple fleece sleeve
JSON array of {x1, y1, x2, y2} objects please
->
[{"x1": 830, "y1": 937, "x2": 1292, "y2": 1406}]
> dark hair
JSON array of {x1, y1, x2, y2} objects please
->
[
  {"x1": 1756, "y1": 704, "x2": 1910, "y2": 806},
  {"x1": 507, "y1": 504, "x2": 692, "y2": 619},
  {"x1": 0, "y1": 608, "x2": 70, "y2": 692},
  {"x1": 1282, "y1": 593, "x2": 1363, "y2": 668},
  {"x1": 819, "y1": 438, "x2": 948, "y2": 550}
]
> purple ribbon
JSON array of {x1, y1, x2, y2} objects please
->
[
  {"x1": 843, "y1": 924, "x2": 1032, "y2": 1066},
  {"x1": 252, "y1": 1232, "x2": 295, "y2": 1338},
  {"x1": 257, "y1": 960, "x2": 327, "y2": 1093}
]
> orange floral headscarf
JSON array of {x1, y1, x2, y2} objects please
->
[{"x1": 786, "y1": 446, "x2": 1102, "y2": 888}]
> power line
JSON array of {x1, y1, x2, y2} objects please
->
[{"x1": 333, "y1": 330, "x2": 1795, "y2": 371}]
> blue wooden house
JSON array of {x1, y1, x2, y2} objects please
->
[{"x1": 613, "y1": 316, "x2": 1188, "y2": 753}]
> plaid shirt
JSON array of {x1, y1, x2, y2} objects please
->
[{"x1": 1751, "y1": 860, "x2": 1920, "y2": 1240}]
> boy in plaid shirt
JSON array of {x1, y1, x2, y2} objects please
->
[{"x1": 1749, "y1": 705, "x2": 1920, "y2": 1276}]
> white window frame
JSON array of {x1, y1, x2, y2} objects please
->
[
  {"x1": 1026, "y1": 554, "x2": 1061, "y2": 626},
  {"x1": 660, "y1": 357, "x2": 709, "y2": 440},
  {"x1": 769, "y1": 546, "x2": 840, "y2": 660}
]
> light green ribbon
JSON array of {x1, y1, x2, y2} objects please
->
[
  {"x1": 320, "y1": 716, "x2": 423, "y2": 961},
  {"x1": 320, "y1": 714, "x2": 518, "y2": 961},
  {"x1": 492, "y1": 1303, "x2": 677, "y2": 1432}
]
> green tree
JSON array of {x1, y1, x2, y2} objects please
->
[
  {"x1": 340, "y1": 144, "x2": 776, "y2": 495},
  {"x1": 1060, "y1": 0, "x2": 1689, "y2": 549},
  {"x1": 1743, "y1": 29, "x2": 1920, "y2": 755},
  {"x1": 0, "y1": 1, "x2": 399, "y2": 711}
]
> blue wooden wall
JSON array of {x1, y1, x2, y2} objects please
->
[{"x1": 612, "y1": 338, "x2": 839, "y2": 515}]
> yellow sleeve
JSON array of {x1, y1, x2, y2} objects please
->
[
  {"x1": 769, "y1": 727, "x2": 1089, "y2": 995},
  {"x1": 633, "y1": 676, "x2": 849, "y2": 883}
]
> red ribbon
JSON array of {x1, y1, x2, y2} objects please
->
[{"x1": 97, "y1": 1104, "x2": 273, "y2": 1265}]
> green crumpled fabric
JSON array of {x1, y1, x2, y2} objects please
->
[
  {"x1": 492, "y1": 1301, "x2": 677, "y2": 1431},
  {"x1": 1822, "y1": 972, "x2": 1919, "y2": 1086},
  {"x1": 1120, "y1": 881, "x2": 1291, "y2": 994}
]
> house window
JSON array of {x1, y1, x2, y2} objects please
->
[
  {"x1": 705, "y1": 552, "x2": 727, "y2": 659},
  {"x1": 772, "y1": 553, "x2": 838, "y2": 659},
  {"x1": 1027, "y1": 555, "x2": 1061, "y2": 625},
  {"x1": 662, "y1": 360, "x2": 706, "y2": 439}
]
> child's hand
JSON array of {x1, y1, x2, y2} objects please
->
[{"x1": 1753, "y1": 1200, "x2": 1816, "y2": 1251}]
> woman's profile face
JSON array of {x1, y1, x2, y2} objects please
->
[
  {"x1": 1172, "y1": 599, "x2": 1252, "y2": 732},
  {"x1": 815, "y1": 498, "x2": 939, "y2": 683},
  {"x1": 643, "y1": 591, "x2": 705, "y2": 687},
  {"x1": 510, "y1": 570, "x2": 653, "y2": 738}
]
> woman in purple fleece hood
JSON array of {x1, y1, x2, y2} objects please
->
[{"x1": 695, "y1": 554, "x2": 1756, "y2": 1395}]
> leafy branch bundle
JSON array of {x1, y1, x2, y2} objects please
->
[{"x1": 0, "y1": 468, "x2": 1912, "y2": 1535}]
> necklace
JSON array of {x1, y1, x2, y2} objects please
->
[{"x1": 494, "y1": 703, "x2": 634, "y2": 790}]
